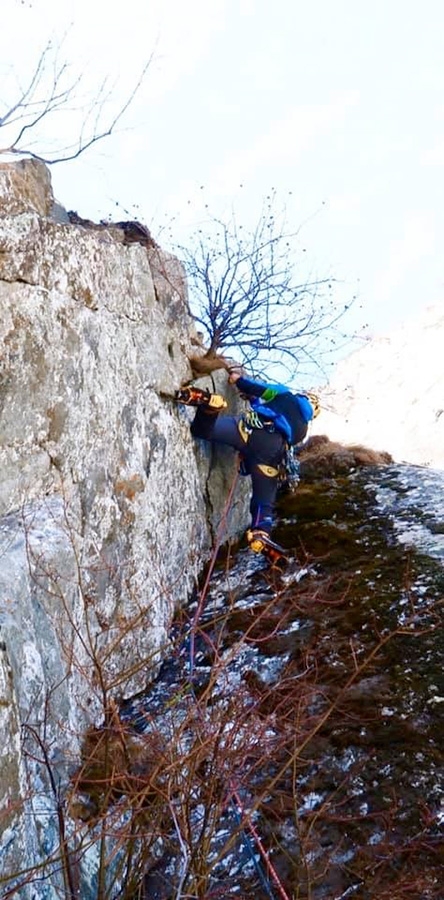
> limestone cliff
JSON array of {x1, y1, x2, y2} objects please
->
[{"x1": 0, "y1": 159, "x2": 248, "y2": 889}]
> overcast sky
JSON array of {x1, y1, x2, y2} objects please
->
[{"x1": 2, "y1": 0, "x2": 444, "y2": 357}]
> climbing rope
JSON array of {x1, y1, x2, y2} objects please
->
[
  {"x1": 185, "y1": 461, "x2": 292, "y2": 900},
  {"x1": 231, "y1": 787, "x2": 292, "y2": 900},
  {"x1": 188, "y1": 461, "x2": 240, "y2": 679},
  {"x1": 231, "y1": 798, "x2": 278, "y2": 900}
]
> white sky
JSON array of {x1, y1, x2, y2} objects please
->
[{"x1": 2, "y1": 0, "x2": 444, "y2": 353}]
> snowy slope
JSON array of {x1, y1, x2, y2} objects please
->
[{"x1": 312, "y1": 306, "x2": 444, "y2": 469}]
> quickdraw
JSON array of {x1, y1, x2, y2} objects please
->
[
  {"x1": 279, "y1": 444, "x2": 301, "y2": 491},
  {"x1": 240, "y1": 410, "x2": 276, "y2": 433}
]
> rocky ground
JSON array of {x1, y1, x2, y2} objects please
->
[{"x1": 63, "y1": 442, "x2": 443, "y2": 899}]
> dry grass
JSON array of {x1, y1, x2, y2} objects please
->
[{"x1": 299, "y1": 433, "x2": 393, "y2": 480}]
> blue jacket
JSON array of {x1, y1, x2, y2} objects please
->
[{"x1": 236, "y1": 376, "x2": 313, "y2": 445}]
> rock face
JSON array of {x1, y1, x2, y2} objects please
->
[
  {"x1": 312, "y1": 307, "x2": 444, "y2": 469},
  {"x1": 0, "y1": 159, "x2": 249, "y2": 893}
]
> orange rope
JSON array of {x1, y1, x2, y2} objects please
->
[
  {"x1": 231, "y1": 787, "x2": 292, "y2": 900},
  {"x1": 189, "y1": 461, "x2": 240, "y2": 677}
]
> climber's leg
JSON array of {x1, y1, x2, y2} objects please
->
[{"x1": 191, "y1": 410, "x2": 246, "y2": 450}]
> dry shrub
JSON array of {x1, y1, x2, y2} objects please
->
[
  {"x1": 69, "y1": 704, "x2": 167, "y2": 820},
  {"x1": 187, "y1": 352, "x2": 234, "y2": 378},
  {"x1": 299, "y1": 433, "x2": 393, "y2": 480}
]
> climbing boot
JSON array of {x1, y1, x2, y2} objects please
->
[
  {"x1": 175, "y1": 386, "x2": 228, "y2": 412},
  {"x1": 246, "y1": 529, "x2": 288, "y2": 568}
]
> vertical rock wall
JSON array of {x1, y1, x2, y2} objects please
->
[{"x1": 0, "y1": 159, "x2": 249, "y2": 893}]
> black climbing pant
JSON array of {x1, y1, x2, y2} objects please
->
[{"x1": 191, "y1": 408, "x2": 286, "y2": 534}]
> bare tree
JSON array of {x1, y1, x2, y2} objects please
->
[
  {"x1": 178, "y1": 193, "x2": 355, "y2": 381},
  {"x1": 0, "y1": 35, "x2": 152, "y2": 164}
]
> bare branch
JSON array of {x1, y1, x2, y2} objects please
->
[
  {"x1": 0, "y1": 36, "x2": 153, "y2": 165},
  {"x1": 178, "y1": 196, "x2": 355, "y2": 380}
]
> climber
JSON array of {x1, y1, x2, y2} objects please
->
[{"x1": 175, "y1": 370, "x2": 320, "y2": 565}]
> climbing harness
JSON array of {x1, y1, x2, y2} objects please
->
[{"x1": 239, "y1": 412, "x2": 301, "y2": 492}]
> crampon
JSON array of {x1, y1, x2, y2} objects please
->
[
  {"x1": 175, "y1": 386, "x2": 228, "y2": 411},
  {"x1": 246, "y1": 530, "x2": 289, "y2": 568}
]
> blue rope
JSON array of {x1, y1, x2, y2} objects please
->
[{"x1": 231, "y1": 799, "x2": 277, "y2": 900}]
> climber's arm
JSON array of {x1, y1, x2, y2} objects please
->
[{"x1": 234, "y1": 375, "x2": 288, "y2": 401}]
